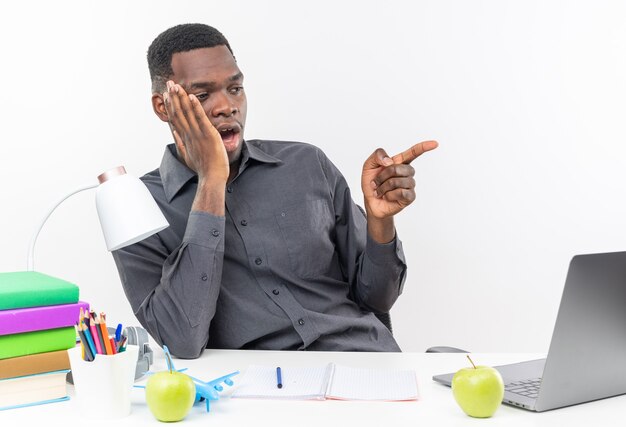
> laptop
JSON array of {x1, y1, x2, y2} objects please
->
[{"x1": 432, "y1": 251, "x2": 626, "y2": 412}]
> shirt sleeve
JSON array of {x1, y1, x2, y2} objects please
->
[
  {"x1": 112, "y1": 211, "x2": 225, "y2": 359},
  {"x1": 319, "y1": 150, "x2": 408, "y2": 314}
]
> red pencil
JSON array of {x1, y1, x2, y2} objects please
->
[{"x1": 88, "y1": 313, "x2": 103, "y2": 354}]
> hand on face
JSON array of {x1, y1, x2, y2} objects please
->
[
  {"x1": 361, "y1": 140, "x2": 438, "y2": 219},
  {"x1": 163, "y1": 80, "x2": 229, "y2": 185}
]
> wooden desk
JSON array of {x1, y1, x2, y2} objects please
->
[{"x1": 1, "y1": 349, "x2": 624, "y2": 426}]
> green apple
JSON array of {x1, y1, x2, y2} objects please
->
[
  {"x1": 451, "y1": 356, "x2": 504, "y2": 418},
  {"x1": 145, "y1": 369, "x2": 196, "y2": 422}
]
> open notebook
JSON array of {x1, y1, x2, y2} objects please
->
[{"x1": 231, "y1": 364, "x2": 419, "y2": 401}]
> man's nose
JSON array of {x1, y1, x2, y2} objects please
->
[{"x1": 210, "y1": 92, "x2": 238, "y2": 117}]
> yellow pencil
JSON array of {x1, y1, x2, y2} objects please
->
[{"x1": 77, "y1": 324, "x2": 85, "y2": 359}]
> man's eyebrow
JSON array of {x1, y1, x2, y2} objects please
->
[
  {"x1": 186, "y1": 72, "x2": 244, "y2": 91},
  {"x1": 229, "y1": 72, "x2": 244, "y2": 82}
]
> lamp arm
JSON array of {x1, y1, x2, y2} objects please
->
[{"x1": 26, "y1": 182, "x2": 99, "y2": 271}]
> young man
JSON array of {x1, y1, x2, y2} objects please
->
[{"x1": 112, "y1": 23, "x2": 438, "y2": 358}]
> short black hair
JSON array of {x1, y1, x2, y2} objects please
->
[{"x1": 147, "y1": 23, "x2": 233, "y2": 93}]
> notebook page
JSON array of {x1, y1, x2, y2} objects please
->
[
  {"x1": 232, "y1": 364, "x2": 332, "y2": 400},
  {"x1": 326, "y1": 365, "x2": 419, "y2": 401}
]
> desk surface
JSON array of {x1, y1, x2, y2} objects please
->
[{"x1": 1, "y1": 349, "x2": 623, "y2": 426}]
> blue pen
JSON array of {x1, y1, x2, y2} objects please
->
[
  {"x1": 276, "y1": 367, "x2": 283, "y2": 389},
  {"x1": 115, "y1": 323, "x2": 123, "y2": 342}
]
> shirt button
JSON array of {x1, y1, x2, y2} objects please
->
[
  {"x1": 281, "y1": 212, "x2": 286, "y2": 217},
  {"x1": 272, "y1": 289, "x2": 279, "y2": 295},
  {"x1": 255, "y1": 258, "x2": 263, "y2": 265},
  {"x1": 227, "y1": 186, "x2": 233, "y2": 193},
  {"x1": 240, "y1": 219, "x2": 248, "y2": 226},
  {"x1": 201, "y1": 274, "x2": 208, "y2": 281},
  {"x1": 298, "y1": 319, "x2": 305, "y2": 326},
  {"x1": 211, "y1": 229, "x2": 220, "y2": 237}
]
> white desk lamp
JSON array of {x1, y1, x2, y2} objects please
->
[
  {"x1": 16, "y1": 166, "x2": 167, "y2": 380},
  {"x1": 27, "y1": 166, "x2": 169, "y2": 271}
]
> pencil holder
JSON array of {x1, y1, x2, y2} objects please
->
[{"x1": 67, "y1": 344, "x2": 139, "y2": 419}]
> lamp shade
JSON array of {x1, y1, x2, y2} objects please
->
[{"x1": 95, "y1": 167, "x2": 169, "y2": 251}]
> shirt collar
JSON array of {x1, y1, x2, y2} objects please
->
[
  {"x1": 244, "y1": 141, "x2": 283, "y2": 165},
  {"x1": 159, "y1": 141, "x2": 282, "y2": 203}
]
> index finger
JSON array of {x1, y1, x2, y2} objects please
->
[
  {"x1": 189, "y1": 94, "x2": 219, "y2": 139},
  {"x1": 392, "y1": 140, "x2": 439, "y2": 164}
]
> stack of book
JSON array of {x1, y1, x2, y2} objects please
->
[{"x1": 0, "y1": 271, "x2": 89, "y2": 410}]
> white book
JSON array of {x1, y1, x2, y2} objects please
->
[
  {"x1": 231, "y1": 363, "x2": 419, "y2": 401},
  {"x1": 0, "y1": 369, "x2": 69, "y2": 410}
]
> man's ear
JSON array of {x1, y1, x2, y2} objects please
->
[{"x1": 152, "y1": 93, "x2": 169, "y2": 122}]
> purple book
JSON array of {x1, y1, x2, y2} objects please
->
[{"x1": 0, "y1": 301, "x2": 89, "y2": 336}]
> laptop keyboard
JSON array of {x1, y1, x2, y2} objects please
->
[{"x1": 505, "y1": 378, "x2": 542, "y2": 399}]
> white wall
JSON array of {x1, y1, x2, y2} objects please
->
[{"x1": 2, "y1": 0, "x2": 626, "y2": 353}]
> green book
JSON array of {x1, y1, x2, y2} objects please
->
[
  {"x1": 0, "y1": 272, "x2": 79, "y2": 310},
  {"x1": 0, "y1": 327, "x2": 77, "y2": 360}
]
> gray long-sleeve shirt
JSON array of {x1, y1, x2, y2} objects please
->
[{"x1": 112, "y1": 140, "x2": 407, "y2": 358}]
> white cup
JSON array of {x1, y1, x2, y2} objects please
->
[{"x1": 67, "y1": 344, "x2": 139, "y2": 419}]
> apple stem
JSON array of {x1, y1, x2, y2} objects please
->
[{"x1": 466, "y1": 355, "x2": 477, "y2": 369}]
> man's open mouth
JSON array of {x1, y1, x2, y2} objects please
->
[
  {"x1": 217, "y1": 125, "x2": 241, "y2": 150},
  {"x1": 220, "y1": 128, "x2": 239, "y2": 144}
]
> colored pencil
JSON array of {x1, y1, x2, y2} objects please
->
[
  {"x1": 116, "y1": 335, "x2": 127, "y2": 353},
  {"x1": 94, "y1": 316, "x2": 106, "y2": 355},
  {"x1": 81, "y1": 322, "x2": 97, "y2": 359},
  {"x1": 99, "y1": 313, "x2": 113, "y2": 355},
  {"x1": 109, "y1": 337, "x2": 117, "y2": 354},
  {"x1": 88, "y1": 313, "x2": 103, "y2": 354},
  {"x1": 76, "y1": 324, "x2": 94, "y2": 361}
]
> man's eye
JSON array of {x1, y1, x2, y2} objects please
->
[
  {"x1": 230, "y1": 86, "x2": 244, "y2": 95},
  {"x1": 194, "y1": 93, "x2": 209, "y2": 101}
]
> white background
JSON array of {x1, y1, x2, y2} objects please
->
[{"x1": 1, "y1": 0, "x2": 625, "y2": 353}]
